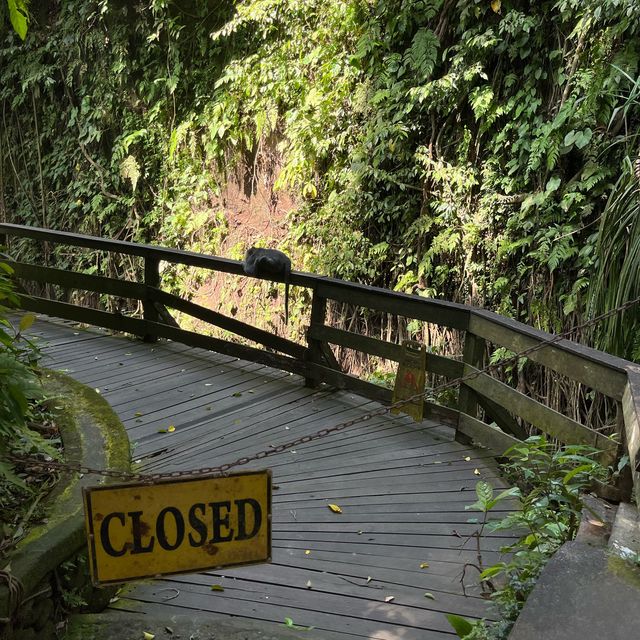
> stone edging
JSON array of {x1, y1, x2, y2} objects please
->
[{"x1": 0, "y1": 370, "x2": 130, "y2": 623}]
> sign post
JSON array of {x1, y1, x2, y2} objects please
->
[
  {"x1": 83, "y1": 470, "x2": 271, "y2": 585},
  {"x1": 392, "y1": 340, "x2": 426, "y2": 422}
]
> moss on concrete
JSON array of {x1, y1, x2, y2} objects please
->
[
  {"x1": 65, "y1": 612, "x2": 308, "y2": 640},
  {"x1": 608, "y1": 553, "x2": 640, "y2": 590},
  {"x1": 0, "y1": 371, "x2": 131, "y2": 620}
]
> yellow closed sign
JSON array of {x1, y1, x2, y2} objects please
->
[{"x1": 83, "y1": 470, "x2": 271, "y2": 585}]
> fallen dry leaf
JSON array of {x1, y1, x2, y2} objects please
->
[
  {"x1": 328, "y1": 504, "x2": 343, "y2": 513},
  {"x1": 587, "y1": 519, "x2": 605, "y2": 527}
]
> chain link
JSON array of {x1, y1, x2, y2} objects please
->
[{"x1": 8, "y1": 294, "x2": 640, "y2": 482}]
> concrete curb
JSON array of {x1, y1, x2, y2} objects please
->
[
  {"x1": 509, "y1": 499, "x2": 640, "y2": 640},
  {"x1": 0, "y1": 370, "x2": 130, "y2": 620},
  {"x1": 65, "y1": 611, "x2": 309, "y2": 640}
]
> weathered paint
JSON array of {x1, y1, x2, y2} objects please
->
[{"x1": 83, "y1": 470, "x2": 271, "y2": 585}]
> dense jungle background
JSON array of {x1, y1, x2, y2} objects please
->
[{"x1": 1, "y1": 0, "x2": 640, "y2": 380}]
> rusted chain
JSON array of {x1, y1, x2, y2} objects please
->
[{"x1": 7, "y1": 294, "x2": 640, "y2": 482}]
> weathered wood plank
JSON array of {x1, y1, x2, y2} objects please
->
[
  {"x1": 621, "y1": 367, "x2": 640, "y2": 505},
  {"x1": 317, "y1": 280, "x2": 469, "y2": 330},
  {"x1": 469, "y1": 312, "x2": 628, "y2": 400},
  {"x1": 150, "y1": 287, "x2": 306, "y2": 359},
  {"x1": 457, "y1": 413, "x2": 521, "y2": 456},
  {"x1": 305, "y1": 360, "x2": 459, "y2": 425},
  {"x1": 270, "y1": 550, "x2": 488, "y2": 584},
  {"x1": 275, "y1": 539, "x2": 507, "y2": 566},
  {"x1": 24, "y1": 316, "x2": 517, "y2": 640},
  {"x1": 19, "y1": 296, "x2": 310, "y2": 378},
  {"x1": 458, "y1": 331, "x2": 486, "y2": 427},
  {"x1": 308, "y1": 324, "x2": 463, "y2": 378},
  {"x1": 476, "y1": 393, "x2": 529, "y2": 441},
  {"x1": 8, "y1": 261, "x2": 146, "y2": 299},
  {"x1": 272, "y1": 476, "x2": 503, "y2": 503},
  {"x1": 274, "y1": 529, "x2": 506, "y2": 552},
  {"x1": 0, "y1": 222, "x2": 317, "y2": 286},
  {"x1": 170, "y1": 566, "x2": 492, "y2": 616},
  {"x1": 120, "y1": 591, "x2": 454, "y2": 640},
  {"x1": 462, "y1": 364, "x2": 618, "y2": 459}
]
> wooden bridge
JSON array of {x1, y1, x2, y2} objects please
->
[{"x1": 2, "y1": 223, "x2": 639, "y2": 639}]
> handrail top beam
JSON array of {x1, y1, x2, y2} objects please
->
[
  {"x1": 471, "y1": 308, "x2": 632, "y2": 376},
  {"x1": 0, "y1": 223, "x2": 469, "y2": 322},
  {"x1": 0, "y1": 222, "x2": 635, "y2": 376}
]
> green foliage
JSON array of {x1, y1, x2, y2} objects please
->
[
  {"x1": 588, "y1": 156, "x2": 640, "y2": 360},
  {"x1": 0, "y1": 262, "x2": 53, "y2": 487},
  {"x1": 4, "y1": 0, "x2": 28, "y2": 40},
  {"x1": 0, "y1": 0, "x2": 639, "y2": 344},
  {"x1": 454, "y1": 436, "x2": 608, "y2": 639},
  {"x1": 445, "y1": 613, "x2": 475, "y2": 639}
]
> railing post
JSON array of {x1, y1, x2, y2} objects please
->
[
  {"x1": 456, "y1": 331, "x2": 486, "y2": 440},
  {"x1": 305, "y1": 288, "x2": 327, "y2": 387},
  {"x1": 143, "y1": 255, "x2": 160, "y2": 342}
]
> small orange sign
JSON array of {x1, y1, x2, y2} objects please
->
[
  {"x1": 83, "y1": 470, "x2": 271, "y2": 585},
  {"x1": 392, "y1": 340, "x2": 426, "y2": 422}
]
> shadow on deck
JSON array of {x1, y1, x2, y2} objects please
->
[{"x1": 28, "y1": 315, "x2": 518, "y2": 640}]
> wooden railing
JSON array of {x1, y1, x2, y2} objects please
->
[{"x1": 1, "y1": 223, "x2": 638, "y2": 503}]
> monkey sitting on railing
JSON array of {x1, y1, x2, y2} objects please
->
[{"x1": 242, "y1": 247, "x2": 291, "y2": 324}]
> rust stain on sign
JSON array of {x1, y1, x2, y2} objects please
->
[{"x1": 83, "y1": 470, "x2": 271, "y2": 585}]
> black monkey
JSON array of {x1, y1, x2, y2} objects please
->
[{"x1": 243, "y1": 247, "x2": 291, "y2": 324}]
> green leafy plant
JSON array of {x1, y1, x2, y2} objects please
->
[
  {"x1": 0, "y1": 262, "x2": 54, "y2": 487},
  {"x1": 3, "y1": 0, "x2": 28, "y2": 40},
  {"x1": 449, "y1": 436, "x2": 608, "y2": 639},
  {"x1": 1, "y1": 0, "x2": 639, "y2": 433}
]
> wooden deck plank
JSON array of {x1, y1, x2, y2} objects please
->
[
  {"x1": 44, "y1": 340, "x2": 198, "y2": 372},
  {"x1": 23, "y1": 315, "x2": 518, "y2": 639},
  {"x1": 152, "y1": 404, "x2": 446, "y2": 460},
  {"x1": 120, "y1": 582, "x2": 459, "y2": 639},
  {"x1": 207, "y1": 560, "x2": 489, "y2": 600},
  {"x1": 168, "y1": 566, "x2": 491, "y2": 616}
]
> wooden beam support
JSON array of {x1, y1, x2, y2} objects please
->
[
  {"x1": 457, "y1": 413, "x2": 521, "y2": 456},
  {"x1": 150, "y1": 287, "x2": 306, "y2": 359},
  {"x1": 457, "y1": 331, "x2": 486, "y2": 425},
  {"x1": 305, "y1": 291, "x2": 329, "y2": 387},
  {"x1": 462, "y1": 364, "x2": 618, "y2": 461},
  {"x1": 317, "y1": 281, "x2": 469, "y2": 330},
  {"x1": 469, "y1": 311, "x2": 628, "y2": 401},
  {"x1": 621, "y1": 367, "x2": 640, "y2": 506},
  {"x1": 308, "y1": 324, "x2": 463, "y2": 379},
  {"x1": 8, "y1": 261, "x2": 146, "y2": 300},
  {"x1": 143, "y1": 256, "x2": 160, "y2": 342},
  {"x1": 17, "y1": 296, "x2": 309, "y2": 379},
  {"x1": 476, "y1": 393, "x2": 529, "y2": 441}
]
